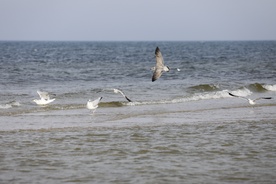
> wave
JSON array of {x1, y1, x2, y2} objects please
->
[
  {"x1": 172, "y1": 88, "x2": 251, "y2": 103},
  {"x1": 0, "y1": 102, "x2": 125, "y2": 116},
  {"x1": 247, "y1": 83, "x2": 276, "y2": 92},
  {"x1": 0, "y1": 104, "x2": 12, "y2": 109},
  {"x1": 129, "y1": 88, "x2": 252, "y2": 106},
  {"x1": 187, "y1": 84, "x2": 220, "y2": 92},
  {"x1": 100, "y1": 101, "x2": 125, "y2": 107},
  {"x1": 262, "y1": 84, "x2": 276, "y2": 91},
  {"x1": 187, "y1": 83, "x2": 275, "y2": 94},
  {"x1": 229, "y1": 87, "x2": 252, "y2": 97},
  {"x1": 0, "y1": 101, "x2": 21, "y2": 109},
  {"x1": 0, "y1": 86, "x2": 265, "y2": 116}
]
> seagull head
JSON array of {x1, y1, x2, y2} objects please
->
[
  {"x1": 248, "y1": 99, "x2": 256, "y2": 105},
  {"x1": 114, "y1": 89, "x2": 119, "y2": 94}
]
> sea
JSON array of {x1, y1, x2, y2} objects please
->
[{"x1": 0, "y1": 41, "x2": 275, "y2": 183}]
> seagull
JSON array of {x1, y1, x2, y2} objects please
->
[
  {"x1": 87, "y1": 97, "x2": 103, "y2": 113},
  {"x1": 228, "y1": 92, "x2": 272, "y2": 105},
  {"x1": 33, "y1": 90, "x2": 55, "y2": 105},
  {"x1": 151, "y1": 67, "x2": 180, "y2": 72},
  {"x1": 113, "y1": 88, "x2": 132, "y2": 102},
  {"x1": 152, "y1": 47, "x2": 170, "y2": 82}
]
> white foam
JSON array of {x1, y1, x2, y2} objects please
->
[
  {"x1": 0, "y1": 101, "x2": 21, "y2": 109},
  {"x1": 229, "y1": 88, "x2": 252, "y2": 97},
  {"x1": 174, "y1": 90, "x2": 229, "y2": 103},
  {"x1": 127, "y1": 89, "x2": 246, "y2": 106},
  {"x1": 263, "y1": 84, "x2": 276, "y2": 91},
  {"x1": 0, "y1": 104, "x2": 12, "y2": 109},
  {"x1": 9, "y1": 101, "x2": 21, "y2": 107}
]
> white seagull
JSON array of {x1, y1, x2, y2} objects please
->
[
  {"x1": 113, "y1": 88, "x2": 132, "y2": 102},
  {"x1": 33, "y1": 90, "x2": 55, "y2": 105},
  {"x1": 152, "y1": 47, "x2": 170, "y2": 82},
  {"x1": 151, "y1": 67, "x2": 180, "y2": 72},
  {"x1": 87, "y1": 97, "x2": 103, "y2": 113},
  {"x1": 228, "y1": 92, "x2": 272, "y2": 105}
]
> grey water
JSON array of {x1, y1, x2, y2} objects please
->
[{"x1": 0, "y1": 41, "x2": 276, "y2": 183}]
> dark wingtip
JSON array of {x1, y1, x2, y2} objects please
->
[
  {"x1": 126, "y1": 96, "x2": 132, "y2": 102},
  {"x1": 155, "y1": 47, "x2": 160, "y2": 55},
  {"x1": 228, "y1": 92, "x2": 235, "y2": 97}
]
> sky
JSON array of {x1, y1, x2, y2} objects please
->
[{"x1": 0, "y1": 0, "x2": 276, "y2": 41}]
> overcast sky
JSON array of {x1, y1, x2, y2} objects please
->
[{"x1": 0, "y1": 0, "x2": 276, "y2": 41}]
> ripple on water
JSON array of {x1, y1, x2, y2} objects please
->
[{"x1": 0, "y1": 121, "x2": 276, "y2": 183}]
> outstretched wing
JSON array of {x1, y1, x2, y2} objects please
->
[
  {"x1": 92, "y1": 97, "x2": 103, "y2": 107},
  {"x1": 155, "y1": 47, "x2": 164, "y2": 69},
  {"x1": 37, "y1": 90, "x2": 50, "y2": 100},
  {"x1": 114, "y1": 89, "x2": 132, "y2": 102},
  {"x1": 254, "y1": 97, "x2": 272, "y2": 101},
  {"x1": 152, "y1": 68, "x2": 163, "y2": 82},
  {"x1": 152, "y1": 47, "x2": 166, "y2": 82},
  {"x1": 228, "y1": 92, "x2": 239, "y2": 98},
  {"x1": 228, "y1": 92, "x2": 249, "y2": 101}
]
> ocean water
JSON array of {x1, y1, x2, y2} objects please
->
[{"x1": 0, "y1": 41, "x2": 276, "y2": 183}]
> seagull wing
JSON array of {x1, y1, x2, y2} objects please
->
[
  {"x1": 152, "y1": 68, "x2": 163, "y2": 82},
  {"x1": 125, "y1": 96, "x2": 132, "y2": 102},
  {"x1": 91, "y1": 97, "x2": 103, "y2": 107},
  {"x1": 37, "y1": 90, "x2": 50, "y2": 100},
  {"x1": 155, "y1": 47, "x2": 165, "y2": 69},
  {"x1": 228, "y1": 92, "x2": 249, "y2": 101},
  {"x1": 114, "y1": 89, "x2": 132, "y2": 102},
  {"x1": 152, "y1": 47, "x2": 165, "y2": 82},
  {"x1": 254, "y1": 97, "x2": 272, "y2": 101}
]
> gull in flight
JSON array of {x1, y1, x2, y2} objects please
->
[
  {"x1": 87, "y1": 97, "x2": 103, "y2": 113},
  {"x1": 114, "y1": 88, "x2": 132, "y2": 102},
  {"x1": 33, "y1": 90, "x2": 55, "y2": 105},
  {"x1": 152, "y1": 47, "x2": 170, "y2": 82},
  {"x1": 228, "y1": 92, "x2": 272, "y2": 105},
  {"x1": 151, "y1": 67, "x2": 180, "y2": 72}
]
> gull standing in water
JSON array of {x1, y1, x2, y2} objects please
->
[
  {"x1": 152, "y1": 47, "x2": 170, "y2": 82},
  {"x1": 33, "y1": 90, "x2": 55, "y2": 105},
  {"x1": 87, "y1": 97, "x2": 103, "y2": 114},
  {"x1": 228, "y1": 92, "x2": 272, "y2": 105},
  {"x1": 113, "y1": 88, "x2": 132, "y2": 102}
]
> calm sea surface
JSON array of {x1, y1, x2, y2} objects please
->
[{"x1": 0, "y1": 41, "x2": 276, "y2": 183}]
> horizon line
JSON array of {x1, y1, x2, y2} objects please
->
[{"x1": 0, "y1": 39, "x2": 276, "y2": 42}]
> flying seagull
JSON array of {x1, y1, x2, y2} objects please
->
[
  {"x1": 87, "y1": 97, "x2": 103, "y2": 113},
  {"x1": 228, "y1": 92, "x2": 272, "y2": 105},
  {"x1": 151, "y1": 67, "x2": 180, "y2": 72},
  {"x1": 33, "y1": 90, "x2": 55, "y2": 105},
  {"x1": 114, "y1": 88, "x2": 132, "y2": 102},
  {"x1": 152, "y1": 47, "x2": 170, "y2": 82}
]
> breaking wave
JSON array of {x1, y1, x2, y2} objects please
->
[
  {"x1": 248, "y1": 83, "x2": 276, "y2": 92},
  {"x1": 0, "y1": 101, "x2": 21, "y2": 109},
  {"x1": 0, "y1": 84, "x2": 271, "y2": 116},
  {"x1": 262, "y1": 84, "x2": 276, "y2": 91},
  {"x1": 129, "y1": 88, "x2": 252, "y2": 106},
  {"x1": 188, "y1": 84, "x2": 220, "y2": 92}
]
